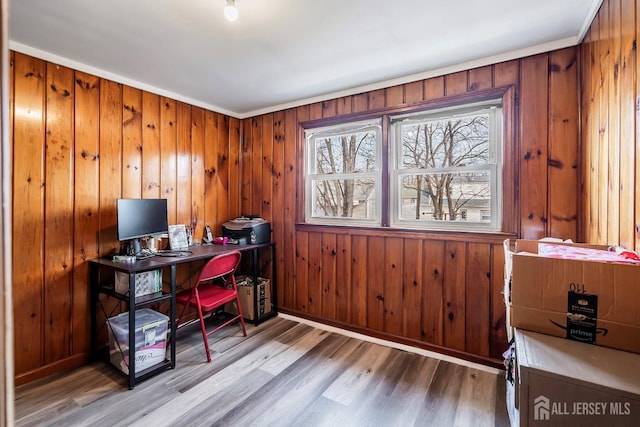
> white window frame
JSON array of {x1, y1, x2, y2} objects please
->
[
  {"x1": 304, "y1": 119, "x2": 382, "y2": 226},
  {"x1": 389, "y1": 99, "x2": 503, "y2": 232}
]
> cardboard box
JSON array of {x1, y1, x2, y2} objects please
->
[
  {"x1": 225, "y1": 276, "x2": 272, "y2": 320},
  {"x1": 512, "y1": 329, "x2": 640, "y2": 427},
  {"x1": 107, "y1": 308, "x2": 168, "y2": 375},
  {"x1": 115, "y1": 269, "x2": 162, "y2": 297},
  {"x1": 506, "y1": 239, "x2": 640, "y2": 353}
]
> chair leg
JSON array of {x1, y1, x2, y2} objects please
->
[
  {"x1": 196, "y1": 304, "x2": 212, "y2": 363},
  {"x1": 234, "y1": 296, "x2": 247, "y2": 337}
]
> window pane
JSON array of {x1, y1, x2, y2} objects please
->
[
  {"x1": 314, "y1": 131, "x2": 377, "y2": 174},
  {"x1": 400, "y1": 114, "x2": 490, "y2": 169},
  {"x1": 312, "y1": 178, "x2": 376, "y2": 219},
  {"x1": 399, "y1": 171, "x2": 491, "y2": 222}
]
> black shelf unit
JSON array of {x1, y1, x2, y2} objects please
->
[{"x1": 90, "y1": 261, "x2": 178, "y2": 390}]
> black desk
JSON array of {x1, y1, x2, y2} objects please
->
[{"x1": 89, "y1": 242, "x2": 276, "y2": 389}]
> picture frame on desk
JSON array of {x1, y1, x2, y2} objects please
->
[{"x1": 168, "y1": 224, "x2": 189, "y2": 250}]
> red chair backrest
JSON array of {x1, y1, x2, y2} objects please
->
[{"x1": 196, "y1": 251, "x2": 242, "y2": 284}]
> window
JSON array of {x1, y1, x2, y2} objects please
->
[
  {"x1": 303, "y1": 95, "x2": 505, "y2": 233},
  {"x1": 305, "y1": 119, "x2": 382, "y2": 226},
  {"x1": 390, "y1": 100, "x2": 502, "y2": 231}
]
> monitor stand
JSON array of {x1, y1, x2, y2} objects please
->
[{"x1": 130, "y1": 238, "x2": 142, "y2": 256}]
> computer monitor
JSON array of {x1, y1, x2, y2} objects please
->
[{"x1": 116, "y1": 198, "x2": 168, "y2": 255}]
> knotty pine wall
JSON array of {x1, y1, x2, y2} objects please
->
[
  {"x1": 580, "y1": 0, "x2": 638, "y2": 250},
  {"x1": 10, "y1": 51, "x2": 242, "y2": 384},
  {"x1": 243, "y1": 49, "x2": 580, "y2": 364},
  {"x1": 10, "y1": 44, "x2": 580, "y2": 382}
]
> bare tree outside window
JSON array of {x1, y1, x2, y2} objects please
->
[
  {"x1": 398, "y1": 112, "x2": 494, "y2": 223},
  {"x1": 307, "y1": 123, "x2": 380, "y2": 222}
]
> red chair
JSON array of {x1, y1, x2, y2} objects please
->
[{"x1": 175, "y1": 250, "x2": 247, "y2": 362}]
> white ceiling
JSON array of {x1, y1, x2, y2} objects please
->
[{"x1": 9, "y1": 0, "x2": 601, "y2": 119}]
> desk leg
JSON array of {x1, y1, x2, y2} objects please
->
[
  {"x1": 251, "y1": 248, "x2": 259, "y2": 324},
  {"x1": 170, "y1": 265, "x2": 176, "y2": 368},
  {"x1": 89, "y1": 264, "x2": 98, "y2": 361},
  {"x1": 128, "y1": 272, "x2": 136, "y2": 390},
  {"x1": 271, "y1": 244, "x2": 277, "y2": 318}
]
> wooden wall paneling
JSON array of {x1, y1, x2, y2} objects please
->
[
  {"x1": 260, "y1": 113, "x2": 273, "y2": 221},
  {"x1": 493, "y1": 59, "x2": 521, "y2": 235},
  {"x1": 228, "y1": 117, "x2": 241, "y2": 220},
  {"x1": 636, "y1": 0, "x2": 640, "y2": 250},
  {"x1": 402, "y1": 239, "x2": 422, "y2": 340},
  {"x1": 383, "y1": 237, "x2": 403, "y2": 336},
  {"x1": 121, "y1": 86, "x2": 142, "y2": 198},
  {"x1": 190, "y1": 107, "x2": 205, "y2": 240},
  {"x1": 443, "y1": 241, "x2": 466, "y2": 351},
  {"x1": 608, "y1": 0, "x2": 622, "y2": 245},
  {"x1": 464, "y1": 243, "x2": 491, "y2": 358},
  {"x1": 336, "y1": 96, "x2": 352, "y2": 116},
  {"x1": 97, "y1": 79, "x2": 123, "y2": 344},
  {"x1": 141, "y1": 92, "x2": 160, "y2": 199},
  {"x1": 423, "y1": 76, "x2": 445, "y2": 101},
  {"x1": 217, "y1": 115, "x2": 230, "y2": 224},
  {"x1": 421, "y1": 240, "x2": 444, "y2": 346},
  {"x1": 366, "y1": 236, "x2": 385, "y2": 331},
  {"x1": 494, "y1": 60, "x2": 520, "y2": 88},
  {"x1": 250, "y1": 117, "x2": 263, "y2": 217},
  {"x1": 588, "y1": 16, "x2": 601, "y2": 243},
  {"x1": 580, "y1": 30, "x2": 592, "y2": 243},
  {"x1": 321, "y1": 232, "x2": 337, "y2": 319},
  {"x1": 240, "y1": 117, "x2": 251, "y2": 217},
  {"x1": 519, "y1": 54, "x2": 550, "y2": 239},
  {"x1": 72, "y1": 71, "x2": 100, "y2": 356},
  {"x1": 294, "y1": 230, "x2": 309, "y2": 312},
  {"x1": 618, "y1": 0, "x2": 636, "y2": 250},
  {"x1": 160, "y1": 97, "x2": 177, "y2": 223},
  {"x1": 351, "y1": 234, "x2": 368, "y2": 328},
  {"x1": 489, "y1": 243, "x2": 507, "y2": 359},
  {"x1": 322, "y1": 99, "x2": 337, "y2": 119},
  {"x1": 335, "y1": 233, "x2": 352, "y2": 324},
  {"x1": 174, "y1": 102, "x2": 193, "y2": 294},
  {"x1": 404, "y1": 81, "x2": 424, "y2": 104},
  {"x1": 271, "y1": 111, "x2": 287, "y2": 306},
  {"x1": 368, "y1": 89, "x2": 384, "y2": 110},
  {"x1": 353, "y1": 93, "x2": 370, "y2": 113},
  {"x1": 547, "y1": 48, "x2": 579, "y2": 241},
  {"x1": 445, "y1": 71, "x2": 468, "y2": 96},
  {"x1": 307, "y1": 232, "x2": 323, "y2": 316},
  {"x1": 12, "y1": 53, "x2": 46, "y2": 374},
  {"x1": 288, "y1": 107, "x2": 303, "y2": 306},
  {"x1": 468, "y1": 66, "x2": 493, "y2": 92},
  {"x1": 43, "y1": 62, "x2": 74, "y2": 363},
  {"x1": 204, "y1": 111, "x2": 219, "y2": 229},
  {"x1": 176, "y1": 102, "x2": 192, "y2": 227},
  {"x1": 385, "y1": 85, "x2": 404, "y2": 107},
  {"x1": 309, "y1": 102, "x2": 323, "y2": 121},
  {"x1": 97, "y1": 80, "x2": 123, "y2": 243},
  {"x1": 598, "y1": 6, "x2": 611, "y2": 244},
  {"x1": 501, "y1": 86, "x2": 519, "y2": 234}
]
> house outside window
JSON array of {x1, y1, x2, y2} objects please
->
[{"x1": 304, "y1": 119, "x2": 382, "y2": 226}]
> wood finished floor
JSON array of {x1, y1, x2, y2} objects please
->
[{"x1": 15, "y1": 316, "x2": 509, "y2": 427}]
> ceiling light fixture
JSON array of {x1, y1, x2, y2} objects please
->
[{"x1": 224, "y1": 0, "x2": 239, "y2": 22}]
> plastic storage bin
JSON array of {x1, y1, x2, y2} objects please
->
[{"x1": 107, "y1": 308, "x2": 169, "y2": 375}]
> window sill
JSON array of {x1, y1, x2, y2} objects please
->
[{"x1": 295, "y1": 222, "x2": 516, "y2": 244}]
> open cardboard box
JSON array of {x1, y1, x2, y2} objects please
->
[{"x1": 505, "y1": 239, "x2": 640, "y2": 353}]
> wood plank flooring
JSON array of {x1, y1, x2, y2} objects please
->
[{"x1": 15, "y1": 315, "x2": 509, "y2": 426}]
